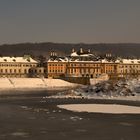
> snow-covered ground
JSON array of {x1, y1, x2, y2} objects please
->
[
  {"x1": 0, "y1": 78, "x2": 79, "y2": 90},
  {"x1": 50, "y1": 78, "x2": 140, "y2": 101},
  {"x1": 58, "y1": 104, "x2": 140, "y2": 114},
  {"x1": 90, "y1": 74, "x2": 109, "y2": 85}
]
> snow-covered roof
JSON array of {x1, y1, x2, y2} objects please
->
[
  {"x1": 48, "y1": 57, "x2": 140, "y2": 64},
  {"x1": 0, "y1": 57, "x2": 38, "y2": 63},
  {"x1": 70, "y1": 52, "x2": 94, "y2": 57},
  {"x1": 121, "y1": 59, "x2": 140, "y2": 64},
  {"x1": 101, "y1": 59, "x2": 120, "y2": 63},
  {"x1": 71, "y1": 52, "x2": 79, "y2": 57},
  {"x1": 69, "y1": 59, "x2": 101, "y2": 63},
  {"x1": 48, "y1": 57, "x2": 68, "y2": 62},
  {"x1": 80, "y1": 54, "x2": 94, "y2": 57}
]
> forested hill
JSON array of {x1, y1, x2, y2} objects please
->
[{"x1": 0, "y1": 42, "x2": 140, "y2": 58}]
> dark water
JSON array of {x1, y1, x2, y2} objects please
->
[{"x1": 0, "y1": 90, "x2": 140, "y2": 140}]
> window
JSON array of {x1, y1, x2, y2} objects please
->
[
  {"x1": 71, "y1": 69, "x2": 73, "y2": 74},
  {"x1": 24, "y1": 69, "x2": 27, "y2": 73},
  {"x1": 80, "y1": 69, "x2": 82, "y2": 73},
  {"x1": 84, "y1": 69, "x2": 86, "y2": 73},
  {"x1": 10, "y1": 69, "x2": 12, "y2": 73},
  {"x1": 125, "y1": 69, "x2": 127, "y2": 73}
]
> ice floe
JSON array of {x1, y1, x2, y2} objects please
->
[{"x1": 58, "y1": 104, "x2": 140, "y2": 114}]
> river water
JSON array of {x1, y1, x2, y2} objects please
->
[{"x1": 0, "y1": 90, "x2": 140, "y2": 140}]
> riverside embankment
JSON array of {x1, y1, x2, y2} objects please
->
[{"x1": 0, "y1": 78, "x2": 80, "y2": 91}]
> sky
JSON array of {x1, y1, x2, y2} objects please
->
[{"x1": 0, "y1": 0, "x2": 140, "y2": 44}]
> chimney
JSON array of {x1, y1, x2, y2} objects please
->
[
  {"x1": 72, "y1": 48, "x2": 75, "y2": 53},
  {"x1": 53, "y1": 52, "x2": 55, "y2": 56},
  {"x1": 88, "y1": 49, "x2": 90, "y2": 53},
  {"x1": 54, "y1": 52, "x2": 57, "y2": 56},
  {"x1": 80, "y1": 48, "x2": 83, "y2": 53}
]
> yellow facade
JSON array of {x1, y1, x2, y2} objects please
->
[
  {"x1": 66, "y1": 62, "x2": 102, "y2": 78},
  {"x1": 0, "y1": 56, "x2": 38, "y2": 78},
  {"x1": 47, "y1": 61, "x2": 67, "y2": 78},
  {"x1": 102, "y1": 63, "x2": 119, "y2": 78},
  {"x1": 118, "y1": 64, "x2": 140, "y2": 78}
]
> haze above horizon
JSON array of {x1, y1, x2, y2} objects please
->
[{"x1": 0, "y1": 0, "x2": 140, "y2": 44}]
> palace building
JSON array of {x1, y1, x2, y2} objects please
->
[
  {"x1": 47, "y1": 52, "x2": 68, "y2": 78},
  {"x1": 118, "y1": 59, "x2": 140, "y2": 78},
  {"x1": 0, "y1": 49, "x2": 139, "y2": 79},
  {"x1": 47, "y1": 48, "x2": 140, "y2": 79},
  {"x1": 66, "y1": 48, "x2": 102, "y2": 78},
  {"x1": 0, "y1": 55, "x2": 38, "y2": 77}
]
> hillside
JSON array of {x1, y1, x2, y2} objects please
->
[{"x1": 0, "y1": 42, "x2": 140, "y2": 58}]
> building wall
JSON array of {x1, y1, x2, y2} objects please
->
[
  {"x1": 47, "y1": 61, "x2": 67, "y2": 78},
  {"x1": 47, "y1": 60, "x2": 140, "y2": 79},
  {"x1": 118, "y1": 63, "x2": 140, "y2": 78},
  {"x1": 65, "y1": 62, "x2": 103, "y2": 78},
  {"x1": 29, "y1": 67, "x2": 47, "y2": 78},
  {"x1": 102, "y1": 63, "x2": 119, "y2": 78},
  {"x1": 0, "y1": 62, "x2": 37, "y2": 77}
]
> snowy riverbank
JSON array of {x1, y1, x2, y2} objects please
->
[
  {"x1": 43, "y1": 78, "x2": 140, "y2": 102},
  {"x1": 0, "y1": 78, "x2": 80, "y2": 90}
]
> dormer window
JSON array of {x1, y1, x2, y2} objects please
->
[{"x1": 27, "y1": 58, "x2": 30, "y2": 62}]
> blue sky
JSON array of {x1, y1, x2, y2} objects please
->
[{"x1": 0, "y1": 0, "x2": 140, "y2": 44}]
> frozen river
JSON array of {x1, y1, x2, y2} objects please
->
[{"x1": 0, "y1": 91, "x2": 140, "y2": 140}]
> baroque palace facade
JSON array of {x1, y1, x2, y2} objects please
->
[
  {"x1": 0, "y1": 49, "x2": 140, "y2": 79},
  {"x1": 47, "y1": 48, "x2": 140, "y2": 79},
  {"x1": 0, "y1": 55, "x2": 45, "y2": 78}
]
